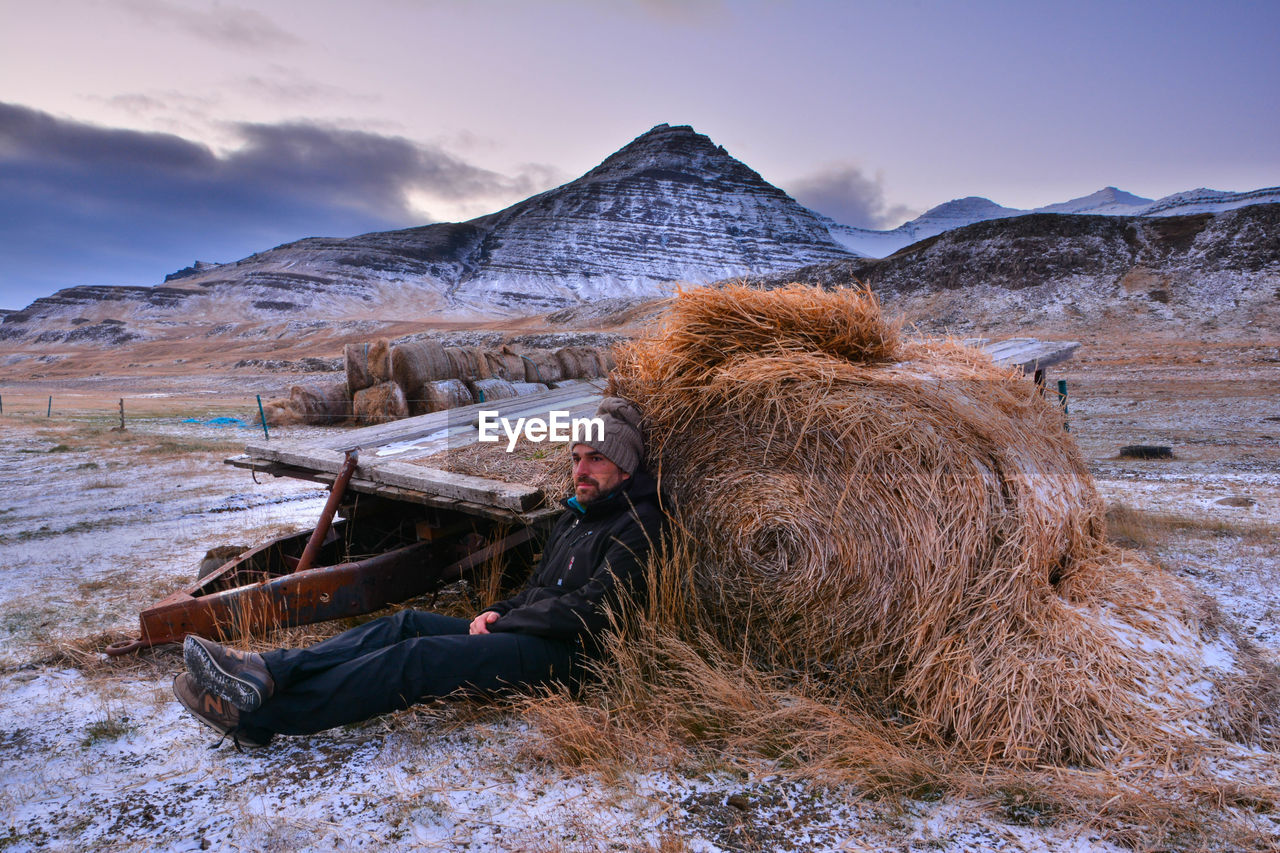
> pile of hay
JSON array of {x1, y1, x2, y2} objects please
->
[{"x1": 609, "y1": 283, "x2": 1267, "y2": 768}]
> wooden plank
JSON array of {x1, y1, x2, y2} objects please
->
[
  {"x1": 235, "y1": 443, "x2": 539, "y2": 511},
  {"x1": 225, "y1": 455, "x2": 559, "y2": 523}
]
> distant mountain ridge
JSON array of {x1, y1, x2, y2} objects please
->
[
  {"x1": 825, "y1": 184, "x2": 1280, "y2": 257},
  {"x1": 2, "y1": 122, "x2": 1277, "y2": 346},
  {"x1": 754, "y1": 203, "x2": 1280, "y2": 337}
]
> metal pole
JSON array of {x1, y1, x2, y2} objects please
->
[
  {"x1": 1057, "y1": 379, "x2": 1069, "y2": 432},
  {"x1": 293, "y1": 448, "x2": 359, "y2": 574},
  {"x1": 47, "y1": 396, "x2": 52, "y2": 417},
  {"x1": 257, "y1": 394, "x2": 270, "y2": 440}
]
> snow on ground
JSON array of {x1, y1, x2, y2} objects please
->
[
  {"x1": 0, "y1": 416, "x2": 327, "y2": 667},
  {"x1": 2, "y1": 351, "x2": 1278, "y2": 850}
]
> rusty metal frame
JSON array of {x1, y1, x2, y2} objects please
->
[{"x1": 105, "y1": 526, "x2": 537, "y2": 656}]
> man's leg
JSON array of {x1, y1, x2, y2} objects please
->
[
  {"x1": 262, "y1": 609, "x2": 468, "y2": 689},
  {"x1": 239, "y1": 630, "x2": 574, "y2": 739}
]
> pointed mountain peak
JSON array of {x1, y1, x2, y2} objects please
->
[{"x1": 581, "y1": 123, "x2": 761, "y2": 185}]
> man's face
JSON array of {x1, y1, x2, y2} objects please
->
[{"x1": 571, "y1": 444, "x2": 630, "y2": 505}]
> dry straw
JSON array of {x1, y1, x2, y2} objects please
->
[
  {"x1": 606, "y1": 283, "x2": 1276, "y2": 771},
  {"x1": 353, "y1": 381, "x2": 408, "y2": 425}
]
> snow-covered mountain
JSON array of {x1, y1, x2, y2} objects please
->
[
  {"x1": 826, "y1": 185, "x2": 1280, "y2": 257},
  {"x1": 2, "y1": 124, "x2": 856, "y2": 334},
  {"x1": 754, "y1": 202, "x2": 1280, "y2": 338},
  {"x1": 3, "y1": 121, "x2": 1277, "y2": 345}
]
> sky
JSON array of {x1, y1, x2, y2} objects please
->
[{"x1": 1, "y1": 0, "x2": 1277, "y2": 309}]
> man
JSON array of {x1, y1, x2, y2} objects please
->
[{"x1": 174, "y1": 397, "x2": 663, "y2": 749}]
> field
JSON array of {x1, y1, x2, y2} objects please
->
[{"x1": 1, "y1": 334, "x2": 1277, "y2": 851}]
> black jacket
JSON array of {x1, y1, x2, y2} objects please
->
[{"x1": 487, "y1": 468, "x2": 664, "y2": 651}]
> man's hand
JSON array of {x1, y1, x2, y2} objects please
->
[{"x1": 469, "y1": 611, "x2": 500, "y2": 635}]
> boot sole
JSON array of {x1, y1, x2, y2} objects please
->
[
  {"x1": 172, "y1": 674, "x2": 269, "y2": 748},
  {"x1": 183, "y1": 636, "x2": 269, "y2": 713}
]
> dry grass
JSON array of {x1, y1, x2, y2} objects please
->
[
  {"x1": 517, "y1": 523, "x2": 1280, "y2": 849},
  {"x1": 417, "y1": 438, "x2": 571, "y2": 507},
  {"x1": 1107, "y1": 503, "x2": 1280, "y2": 548}
]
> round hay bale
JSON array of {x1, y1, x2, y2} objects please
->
[
  {"x1": 256, "y1": 397, "x2": 303, "y2": 426},
  {"x1": 521, "y1": 351, "x2": 564, "y2": 384},
  {"x1": 288, "y1": 381, "x2": 352, "y2": 425},
  {"x1": 353, "y1": 381, "x2": 408, "y2": 425},
  {"x1": 555, "y1": 346, "x2": 607, "y2": 379},
  {"x1": 367, "y1": 338, "x2": 393, "y2": 384},
  {"x1": 484, "y1": 348, "x2": 526, "y2": 382},
  {"x1": 445, "y1": 346, "x2": 492, "y2": 381},
  {"x1": 392, "y1": 340, "x2": 451, "y2": 415},
  {"x1": 511, "y1": 381, "x2": 550, "y2": 396},
  {"x1": 344, "y1": 343, "x2": 377, "y2": 395},
  {"x1": 609, "y1": 283, "x2": 1201, "y2": 767},
  {"x1": 423, "y1": 378, "x2": 474, "y2": 412},
  {"x1": 470, "y1": 377, "x2": 518, "y2": 403}
]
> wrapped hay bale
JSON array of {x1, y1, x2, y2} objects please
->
[
  {"x1": 484, "y1": 347, "x2": 527, "y2": 382},
  {"x1": 521, "y1": 350, "x2": 564, "y2": 384},
  {"x1": 353, "y1": 381, "x2": 407, "y2": 425},
  {"x1": 609, "y1": 283, "x2": 1237, "y2": 768},
  {"x1": 423, "y1": 378, "x2": 474, "y2": 412},
  {"x1": 392, "y1": 340, "x2": 452, "y2": 415},
  {"x1": 470, "y1": 377, "x2": 518, "y2": 402},
  {"x1": 445, "y1": 346, "x2": 491, "y2": 381},
  {"x1": 555, "y1": 346, "x2": 608, "y2": 379},
  {"x1": 287, "y1": 381, "x2": 352, "y2": 425}
]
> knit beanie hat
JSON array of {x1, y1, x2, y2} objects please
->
[{"x1": 585, "y1": 396, "x2": 644, "y2": 475}]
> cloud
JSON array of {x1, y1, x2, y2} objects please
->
[
  {"x1": 785, "y1": 163, "x2": 917, "y2": 230},
  {"x1": 0, "y1": 102, "x2": 559, "y2": 307},
  {"x1": 118, "y1": 0, "x2": 301, "y2": 50}
]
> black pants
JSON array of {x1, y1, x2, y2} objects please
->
[{"x1": 238, "y1": 610, "x2": 576, "y2": 741}]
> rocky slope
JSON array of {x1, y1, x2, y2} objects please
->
[
  {"x1": 0, "y1": 124, "x2": 856, "y2": 341},
  {"x1": 757, "y1": 203, "x2": 1280, "y2": 337}
]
